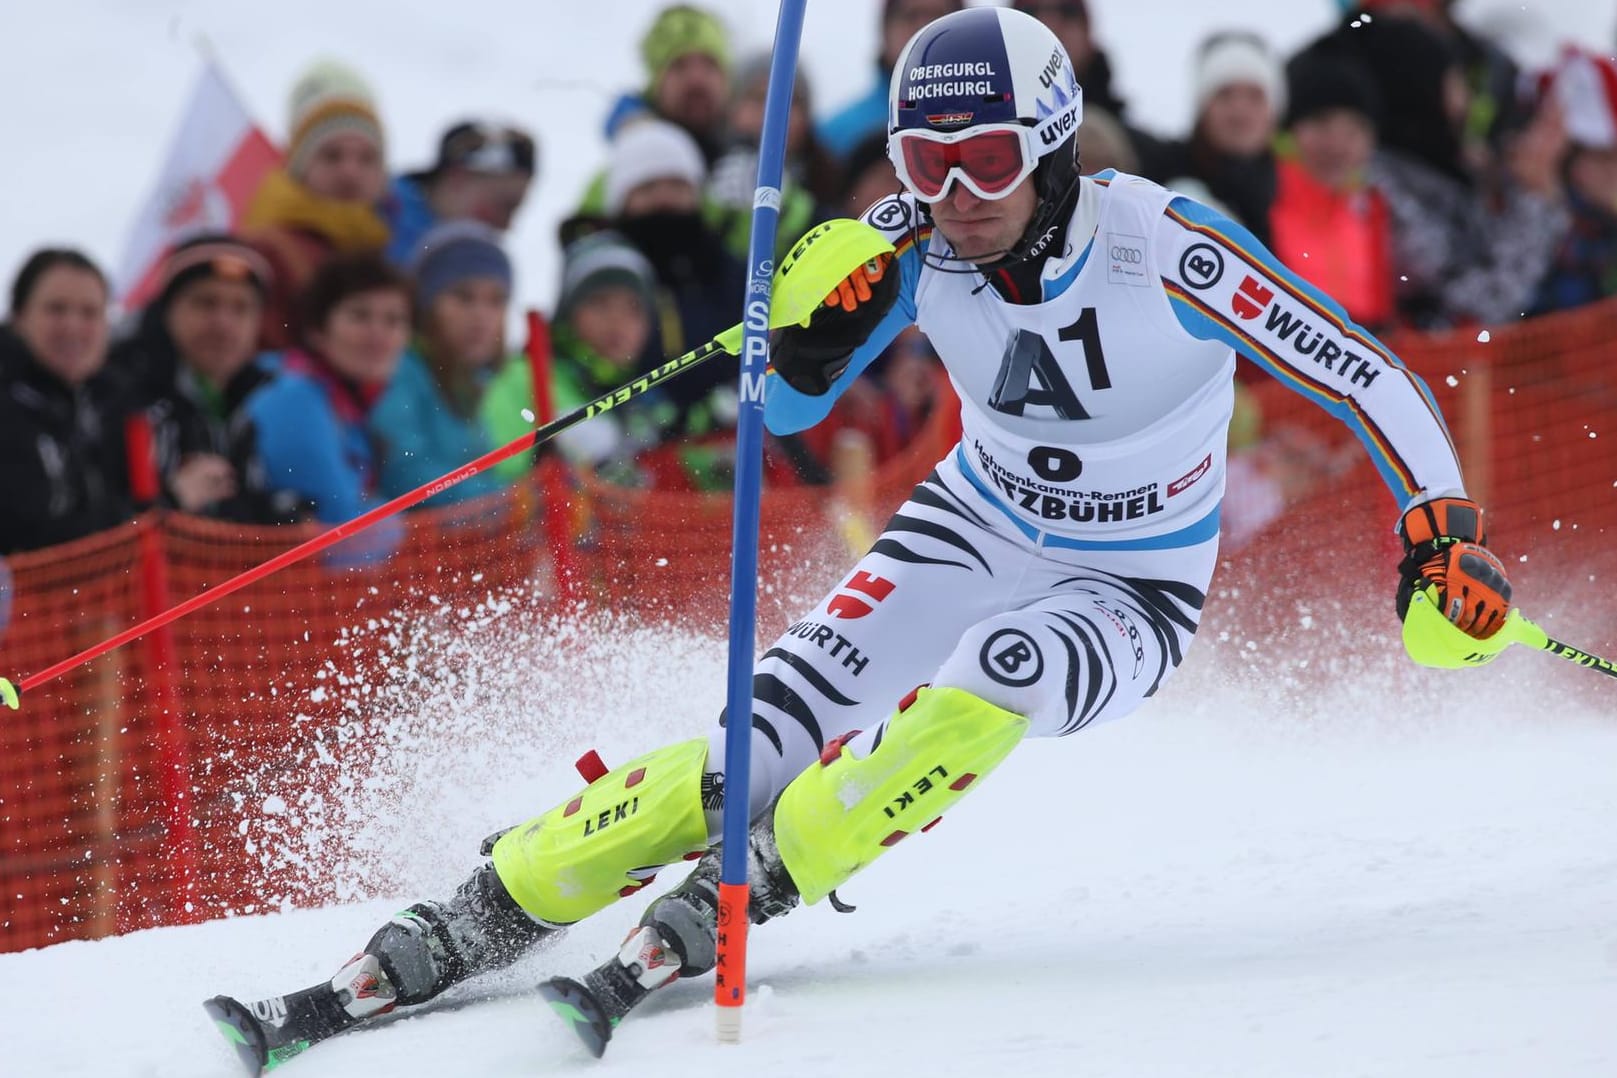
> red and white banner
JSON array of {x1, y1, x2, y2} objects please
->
[{"x1": 117, "y1": 61, "x2": 281, "y2": 310}]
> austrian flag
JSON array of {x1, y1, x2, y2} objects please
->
[{"x1": 117, "y1": 61, "x2": 281, "y2": 310}]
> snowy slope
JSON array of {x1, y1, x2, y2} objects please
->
[
  {"x1": 2, "y1": 615, "x2": 1614, "y2": 1078},
  {"x1": 1, "y1": 0, "x2": 1610, "y2": 308}
]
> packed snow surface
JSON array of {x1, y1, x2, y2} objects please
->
[{"x1": 3, "y1": 603, "x2": 1614, "y2": 1077}]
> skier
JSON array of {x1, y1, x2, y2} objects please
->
[{"x1": 207, "y1": 8, "x2": 1516, "y2": 1070}]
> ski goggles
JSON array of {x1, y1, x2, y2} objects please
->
[{"x1": 888, "y1": 99, "x2": 1082, "y2": 203}]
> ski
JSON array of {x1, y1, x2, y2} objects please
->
[
  {"x1": 541, "y1": 924, "x2": 682, "y2": 1058},
  {"x1": 538, "y1": 975, "x2": 626, "y2": 1059},
  {"x1": 203, "y1": 983, "x2": 362, "y2": 1075}
]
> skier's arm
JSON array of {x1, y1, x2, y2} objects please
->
[
  {"x1": 1157, "y1": 195, "x2": 1512, "y2": 640},
  {"x1": 765, "y1": 197, "x2": 927, "y2": 435},
  {"x1": 1157, "y1": 194, "x2": 1464, "y2": 508}
]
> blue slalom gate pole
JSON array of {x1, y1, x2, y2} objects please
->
[{"x1": 715, "y1": 0, "x2": 809, "y2": 1045}]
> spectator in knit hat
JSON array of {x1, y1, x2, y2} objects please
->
[
  {"x1": 371, "y1": 222, "x2": 512, "y2": 508},
  {"x1": 577, "y1": 5, "x2": 733, "y2": 215},
  {"x1": 0, "y1": 249, "x2": 133, "y2": 555},
  {"x1": 1138, "y1": 31, "x2": 1284, "y2": 243},
  {"x1": 483, "y1": 231, "x2": 670, "y2": 486},
  {"x1": 1309, "y1": 14, "x2": 1568, "y2": 328},
  {"x1": 606, "y1": 120, "x2": 747, "y2": 454},
  {"x1": 1531, "y1": 48, "x2": 1617, "y2": 316},
  {"x1": 604, "y1": 5, "x2": 731, "y2": 156},
  {"x1": 1267, "y1": 54, "x2": 1396, "y2": 329},
  {"x1": 385, "y1": 121, "x2": 537, "y2": 267},
  {"x1": 817, "y1": 0, "x2": 964, "y2": 161},
  {"x1": 243, "y1": 59, "x2": 391, "y2": 350},
  {"x1": 706, "y1": 53, "x2": 835, "y2": 265},
  {"x1": 246, "y1": 252, "x2": 410, "y2": 563},
  {"x1": 110, "y1": 235, "x2": 305, "y2": 524}
]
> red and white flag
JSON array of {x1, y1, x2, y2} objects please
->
[{"x1": 117, "y1": 61, "x2": 281, "y2": 310}]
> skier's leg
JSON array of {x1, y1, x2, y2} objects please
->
[
  {"x1": 639, "y1": 540, "x2": 1218, "y2": 980},
  {"x1": 763, "y1": 547, "x2": 1217, "y2": 908}
]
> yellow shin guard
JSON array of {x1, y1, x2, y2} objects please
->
[
  {"x1": 773, "y1": 686, "x2": 1029, "y2": 905},
  {"x1": 490, "y1": 738, "x2": 710, "y2": 924}
]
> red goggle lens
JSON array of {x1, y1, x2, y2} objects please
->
[{"x1": 899, "y1": 129, "x2": 1029, "y2": 198}]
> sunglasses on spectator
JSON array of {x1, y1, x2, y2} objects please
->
[
  {"x1": 889, "y1": 99, "x2": 1081, "y2": 203},
  {"x1": 440, "y1": 124, "x2": 536, "y2": 175}
]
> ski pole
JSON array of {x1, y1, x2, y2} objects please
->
[
  {"x1": 0, "y1": 216, "x2": 894, "y2": 713},
  {"x1": 0, "y1": 340, "x2": 724, "y2": 711},
  {"x1": 1403, "y1": 586, "x2": 1616, "y2": 680},
  {"x1": 715, "y1": 0, "x2": 810, "y2": 1046},
  {"x1": 1497, "y1": 610, "x2": 1617, "y2": 680}
]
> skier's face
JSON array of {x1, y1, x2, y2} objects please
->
[{"x1": 927, "y1": 174, "x2": 1038, "y2": 264}]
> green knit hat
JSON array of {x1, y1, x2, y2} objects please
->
[{"x1": 641, "y1": 5, "x2": 731, "y2": 90}]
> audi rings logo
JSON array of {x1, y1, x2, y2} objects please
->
[{"x1": 1110, "y1": 245, "x2": 1142, "y2": 264}]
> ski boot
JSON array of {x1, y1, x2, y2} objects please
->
[{"x1": 206, "y1": 861, "x2": 556, "y2": 1074}]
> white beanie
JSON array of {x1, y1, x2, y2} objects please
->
[
  {"x1": 604, "y1": 120, "x2": 707, "y2": 215},
  {"x1": 1194, "y1": 33, "x2": 1286, "y2": 118}
]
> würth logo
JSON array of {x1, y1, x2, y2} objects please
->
[
  {"x1": 1231, "y1": 275, "x2": 1274, "y2": 320},
  {"x1": 827, "y1": 572, "x2": 895, "y2": 619}
]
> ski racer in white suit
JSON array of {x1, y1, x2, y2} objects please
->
[{"x1": 207, "y1": 9, "x2": 1518, "y2": 1068}]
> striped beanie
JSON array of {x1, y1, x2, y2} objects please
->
[{"x1": 286, "y1": 59, "x2": 385, "y2": 181}]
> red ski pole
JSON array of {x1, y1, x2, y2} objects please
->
[{"x1": 0, "y1": 332, "x2": 737, "y2": 710}]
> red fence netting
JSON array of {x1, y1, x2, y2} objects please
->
[{"x1": 2, "y1": 300, "x2": 1614, "y2": 953}]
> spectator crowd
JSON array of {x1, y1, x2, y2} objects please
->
[{"x1": 3, "y1": 0, "x2": 1614, "y2": 564}]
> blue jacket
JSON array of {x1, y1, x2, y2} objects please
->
[
  {"x1": 246, "y1": 351, "x2": 401, "y2": 564},
  {"x1": 370, "y1": 347, "x2": 505, "y2": 508},
  {"x1": 816, "y1": 65, "x2": 889, "y2": 160},
  {"x1": 384, "y1": 175, "x2": 438, "y2": 266}
]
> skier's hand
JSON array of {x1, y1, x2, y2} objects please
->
[
  {"x1": 771, "y1": 253, "x2": 899, "y2": 396},
  {"x1": 1395, "y1": 496, "x2": 1512, "y2": 639}
]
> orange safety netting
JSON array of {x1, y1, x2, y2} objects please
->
[{"x1": 2, "y1": 299, "x2": 1614, "y2": 954}]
